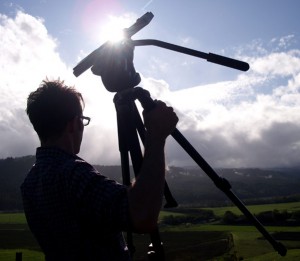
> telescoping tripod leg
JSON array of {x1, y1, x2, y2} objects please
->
[
  {"x1": 130, "y1": 87, "x2": 287, "y2": 257},
  {"x1": 115, "y1": 86, "x2": 287, "y2": 258},
  {"x1": 114, "y1": 91, "x2": 176, "y2": 260}
]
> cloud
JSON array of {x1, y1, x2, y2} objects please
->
[
  {"x1": 0, "y1": 11, "x2": 118, "y2": 161},
  {"x1": 165, "y1": 45, "x2": 300, "y2": 168},
  {"x1": 1, "y1": 11, "x2": 300, "y2": 169},
  {"x1": 0, "y1": 11, "x2": 66, "y2": 157}
]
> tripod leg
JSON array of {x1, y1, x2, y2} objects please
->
[
  {"x1": 114, "y1": 95, "x2": 168, "y2": 260},
  {"x1": 133, "y1": 87, "x2": 287, "y2": 257},
  {"x1": 171, "y1": 129, "x2": 287, "y2": 256},
  {"x1": 116, "y1": 107, "x2": 136, "y2": 257},
  {"x1": 148, "y1": 228, "x2": 165, "y2": 260},
  {"x1": 126, "y1": 102, "x2": 167, "y2": 259},
  {"x1": 132, "y1": 103, "x2": 178, "y2": 208}
]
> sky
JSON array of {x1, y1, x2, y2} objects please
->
[{"x1": 1, "y1": 0, "x2": 300, "y2": 169}]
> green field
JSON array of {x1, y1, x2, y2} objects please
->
[
  {"x1": 204, "y1": 201, "x2": 300, "y2": 217},
  {"x1": 0, "y1": 213, "x2": 27, "y2": 224},
  {"x1": 1, "y1": 202, "x2": 300, "y2": 260},
  {"x1": 160, "y1": 201, "x2": 300, "y2": 218},
  {"x1": 162, "y1": 224, "x2": 300, "y2": 260}
]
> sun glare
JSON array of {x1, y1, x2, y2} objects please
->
[{"x1": 100, "y1": 16, "x2": 130, "y2": 43}]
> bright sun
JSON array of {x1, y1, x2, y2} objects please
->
[{"x1": 100, "y1": 15, "x2": 132, "y2": 43}]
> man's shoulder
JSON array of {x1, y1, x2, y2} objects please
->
[
  {"x1": 75, "y1": 157, "x2": 98, "y2": 171},
  {"x1": 61, "y1": 157, "x2": 98, "y2": 176}
]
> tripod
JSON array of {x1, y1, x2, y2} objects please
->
[
  {"x1": 73, "y1": 12, "x2": 287, "y2": 259},
  {"x1": 112, "y1": 86, "x2": 287, "y2": 260}
]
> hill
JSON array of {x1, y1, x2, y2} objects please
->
[
  {"x1": 165, "y1": 166, "x2": 300, "y2": 206},
  {"x1": 0, "y1": 156, "x2": 300, "y2": 210}
]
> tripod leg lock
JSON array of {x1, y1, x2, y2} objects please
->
[
  {"x1": 132, "y1": 87, "x2": 156, "y2": 111},
  {"x1": 113, "y1": 87, "x2": 157, "y2": 113},
  {"x1": 214, "y1": 177, "x2": 232, "y2": 191}
]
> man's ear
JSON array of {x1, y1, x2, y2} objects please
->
[
  {"x1": 66, "y1": 117, "x2": 83, "y2": 133},
  {"x1": 65, "y1": 118, "x2": 77, "y2": 133}
]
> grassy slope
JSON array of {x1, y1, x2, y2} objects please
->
[
  {"x1": 204, "y1": 201, "x2": 300, "y2": 217},
  {"x1": 0, "y1": 249, "x2": 44, "y2": 261},
  {"x1": 1, "y1": 201, "x2": 300, "y2": 260},
  {"x1": 163, "y1": 224, "x2": 300, "y2": 260},
  {"x1": 0, "y1": 213, "x2": 27, "y2": 224},
  {"x1": 160, "y1": 201, "x2": 300, "y2": 219}
]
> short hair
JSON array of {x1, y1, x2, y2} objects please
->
[{"x1": 26, "y1": 79, "x2": 84, "y2": 142}]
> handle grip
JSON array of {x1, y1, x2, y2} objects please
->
[{"x1": 207, "y1": 53, "x2": 249, "y2": 71}]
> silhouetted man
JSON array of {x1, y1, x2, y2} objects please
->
[{"x1": 21, "y1": 79, "x2": 178, "y2": 260}]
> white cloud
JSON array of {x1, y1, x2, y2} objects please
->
[
  {"x1": 0, "y1": 11, "x2": 118, "y2": 162},
  {"x1": 278, "y1": 35, "x2": 295, "y2": 49},
  {"x1": 249, "y1": 50, "x2": 300, "y2": 76},
  {"x1": 1, "y1": 11, "x2": 300, "y2": 169},
  {"x1": 165, "y1": 47, "x2": 300, "y2": 168},
  {"x1": 0, "y1": 11, "x2": 66, "y2": 157}
]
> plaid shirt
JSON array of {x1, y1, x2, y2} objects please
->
[{"x1": 21, "y1": 147, "x2": 131, "y2": 260}]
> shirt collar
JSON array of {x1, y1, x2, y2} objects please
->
[{"x1": 36, "y1": 147, "x2": 77, "y2": 162}]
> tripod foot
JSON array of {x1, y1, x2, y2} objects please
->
[{"x1": 148, "y1": 243, "x2": 165, "y2": 261}]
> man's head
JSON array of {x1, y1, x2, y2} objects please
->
[{"x1": 26, "y1": 79, "x2": 85, "y2": 153}]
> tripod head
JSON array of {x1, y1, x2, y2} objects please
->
[
  {"x1": 73, "y1": 12, "x2": 250, "y2": 92},
  {"x1": 73, "y1": 12, "x2": 153, "y2": 92},
  {"x1": 90, "y1": 40, "x2": 141, "y2": 92}
]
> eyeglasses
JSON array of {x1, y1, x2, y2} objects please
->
[{"x1": 79, "y1": 116, "x2": 91, "y2": 126}]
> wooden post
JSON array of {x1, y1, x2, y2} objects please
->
[{"x1": 16, "y1": 252, "x2": 22, "y2": 261}]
